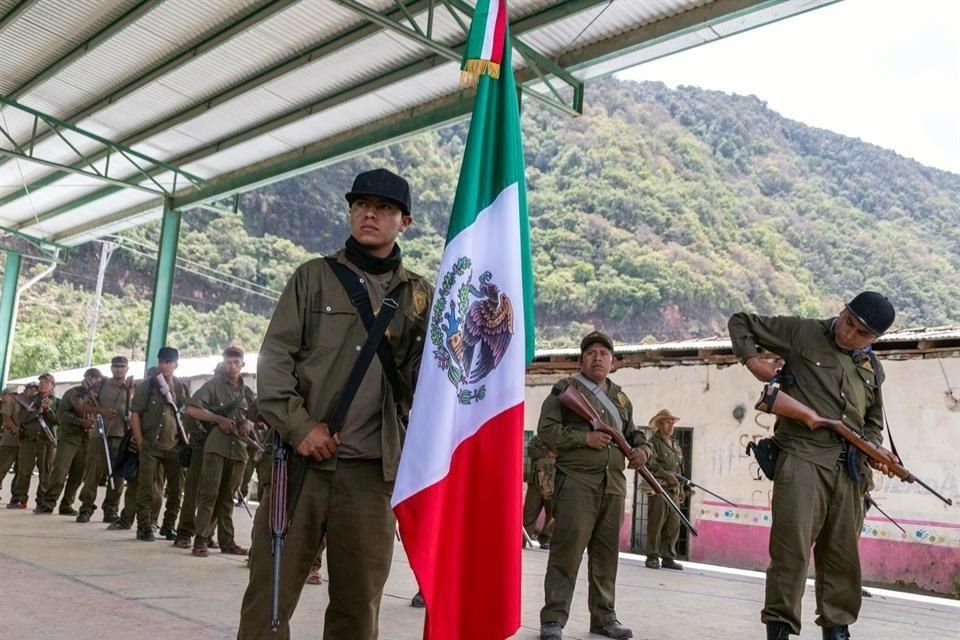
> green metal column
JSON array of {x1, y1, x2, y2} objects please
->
[
  {"x1": 0, "y1": 253, "x2": 23, "y2": 387},
  {"x1": 144, "y1": 198, "x2": 181, "y2": 369}
]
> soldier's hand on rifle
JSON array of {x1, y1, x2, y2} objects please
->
[
  {"x1": 745, "y1": 357, "x2": 780, "y2": 383},
  {"x1": 217, "y1": 416, "x2": 236, "y2": 435},
  {"x1": 868, "y1": 445, "x2": 899, "y2": 478},
  {"x1": 585, "y1": 431, "x2": 612, "y2": 450},
  {"x1": 627, "y1": 448, "x2": 648, "y2": 468},
  {"x1": 80, "y1": 418, "x2": 94, "y2": 432},
  {"x1": 664, "y1": 473, "x2": 680, "y2": 487},
  {"x1": 297, "y1": 423, "x2": 339, "y2": 461},
  {"x1": 237, "y1": 419, "x2": 253, "y2": 437}
]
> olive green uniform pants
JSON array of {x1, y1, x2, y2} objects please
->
[
  {"x1": 1, "y1": 445, "x2": 19, "y2": 501},
  {"x1": 540, "y1": 473, "x2": 624, "y2": 628},
  {"x1": 761, "y1": 453, "x2": 864, "y2": 635},
  {"x1": 644, "y1": 490, "x2": 681, "y2": 561},
  {"x1": 117, "y1": 467, "x2": 162, "y2": 528},
  {"x1": 78, "y1": 436, "x2": 123, "y2": 519},
  {"x1": 136, "y1": 445, "x2": 183, "y2": 532},
  {"x1": 175, "y1": 443, "x2": 206, "y2": 539},
  {"x1": 237, "y1": 458, "x2": 395, "y2": 640},
  {"x1": 239, "y1": 453, "x2": 257, "y2": 499},
  {"x1": 39, "y1": 437, "x2": 87, "y2": 510},
  {"x1": 12, "y1": 438, "x2": 53, "y2": 504},
  {"x1": 194, "y1": 452, "x2": 244, "y2": 547}
]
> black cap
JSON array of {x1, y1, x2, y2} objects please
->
[
  {"x1": 111, "y1": 356, "x2": 128, "y2": 366},
  {"x1": 24, "y1": 382, "x2": 38, "y2": 390},
  {"x1": 846, "y1": 291, "x2": 895, "y2": 336},
  {"x1": 580, "y1": 330, "x2": 614, "y2": 353},
  {"x1": 345, "y1": 168, "x2": 412, "y2": 216},
  {"x1": 157, "y1": 346, "x2": 180, "y2": 363},
  {"x1": 83, "y1": 368, "x2": 103, "y2": 379}
]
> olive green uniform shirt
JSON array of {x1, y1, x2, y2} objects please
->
[
  {"x1": 98, "y1": 379, "x2": 129, "y2": 438},
  {"x1": 647, "y1": 432, "x2": 683, "y2": 486},
  {"x1": 16, "y1": 394, "x2": 58, "y2": 441},
  {"x1": 256, "y1": 250, "x2": 432, "y2": 481},
  {"x1": 189, "y1": 375, "x2": 257, "y2": 462},
  {"x1": 537, "y1": 376, "x2": 650, "y2": 496},
  {"x1": 728, "y1": 314, "x2": 884, "y2": 469},
  {"x1": 1, "y1": 396, "x2": 23, "y2": 447},
  {"x1": 131, "y1": 377, "x2": 190, "y2": 450},
  {"x1": 57, "y1": 387, "x2": 90, "y2": 444}
]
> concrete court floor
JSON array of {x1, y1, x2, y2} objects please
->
[{"x1": 0, "y1": 478, "x2": 957, "y2": 640}]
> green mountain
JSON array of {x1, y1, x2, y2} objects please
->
[{"x1": 9, "y1": 77, "x2": 960, "y2": 377}]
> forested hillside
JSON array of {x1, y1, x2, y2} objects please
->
[{"x1": 9, "y1": 77, "x2": 960, "y2": 377}]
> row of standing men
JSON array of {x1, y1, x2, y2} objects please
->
[{"x1": 0, "y1": 346, "x2": 261, "y2": 558}]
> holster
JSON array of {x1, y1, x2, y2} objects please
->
[{"x1": 746, "y1": 438, "x2": 780, "y2": 481}]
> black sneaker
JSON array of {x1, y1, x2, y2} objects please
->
[
  {"x1": 33, "y1": 505, "x2": 53, "y2": 514},
  {"x1": 58, "y1": 506, "x2": 78, "y2": 516},
  {"x1": 158, "y1": 526, "x2": 177, "y2": 541},
  {"x1": 644, "y1": 558, "x2": 660, "y2": 569},
  {"x1": 76, "y1": 512, "x2": 91, "y2": 523},
  {"x1": 410, "y1": 591, "x2": 425, "y2": 608},
  {"x1": 103, "y1": 513, "x2": 119, "y2": 524},
  {"x1": 5, "y1": 500, "x2": 23, "y2": 509},
  {"x1": 136, "y1": 528, "x2": 156, "y2": 542},
  {"x1": 106, "y1": 521, "x2": 131, "y2": 530}
]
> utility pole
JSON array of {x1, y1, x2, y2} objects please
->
[{"x1": 84, "y1": 241, "x2": 116, "y2": 368}]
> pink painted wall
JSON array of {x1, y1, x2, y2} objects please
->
[{"x1": 690, "y1": 502, "x2": 960, "y2": 594}]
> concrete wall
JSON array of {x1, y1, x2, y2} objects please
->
[{"x1": 525, "y1": 356, "x2": 960, "y2": 595}]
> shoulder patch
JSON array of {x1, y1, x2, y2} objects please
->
[
  {"x1": 413, "y1": 290, "x2": 429, "y2": 317},
  {"x1": 616, "y1": 391, "x2": 628, "y2": 408}
]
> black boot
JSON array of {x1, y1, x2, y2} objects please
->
[
  {"x1": 766, "y1": 622, "x2": 791, "y2": 640},
  {"x1": 822, "y1": 626, "x2": 850, "y2": 640}
]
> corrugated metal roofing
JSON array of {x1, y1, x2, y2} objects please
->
[
  {"x1": 11, "y1": 326, "x2": 960, "y2": 389},
  {"x1": 0, "y1": 0, "x2": 839, "y2": 246},
  {"x1": 534, "y1": 327, "x2": 960, "y2": 359}
]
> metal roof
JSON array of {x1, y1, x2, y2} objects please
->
[
  {"x1": 13, "y1": 326, "x2": 959, "y2": 389},
  {"x1": 0, "y1": 0, "x2": 839, "y2": 251},
  {"x1": 534, "y1": 326, "x2": 960, "y2": 359}
]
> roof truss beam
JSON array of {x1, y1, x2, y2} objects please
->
[
  {"x1": 0, "y1": 0, "x2": 441, "y2": 212},
  {"x1": 0, "y1": 95, "x2": 204, "y2": 198},
  {"x1": 0, "y1": 0, "x2": 305, "y2": 176},
  {"x1": 0, "y1": 225, "x2": 67, "y2": 262},
  {"x1": 9, "y1": 0, "x2": 610, "y2": 228}
]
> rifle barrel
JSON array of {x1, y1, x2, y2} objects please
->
[
  {"x1": 678, "y1": 474, "x2": 737, "y2": 507},
  {"x1": 911, "y1": 475, "x2": 954, "y2": 506}
]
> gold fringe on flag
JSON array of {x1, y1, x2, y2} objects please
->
[{"x1": 459, "y1": 59, "x2": 502, "y2": 88}]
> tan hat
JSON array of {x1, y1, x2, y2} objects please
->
[{"x1": 648, "y1": 409, "x2": 680, "y2": 428}]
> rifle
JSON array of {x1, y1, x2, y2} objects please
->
[
  {"x1": 14, "y1": 394, "x2": 56, "y2": 444},
  {"x1": 83, "y1": 387, "x2": 115, "y2": 490},
  {"x1": 202, "y1": 395, "x2": 265, "y2": 453},
  {"x1": 236, "y1": 489, "x2": 253, "y2": 518},
  {"x1": 153, "y1": 373, "x2": 190, "y2": 445},
  {"x1": 553, "y1": 384, "x2": 698, "y2": 536},
  {"x1": 865, "y1": 493, "x2": 906, "y2": 535},
  {"x1": 674, "y1": 472, "x2": 737, "y2": 507},
  {"x1": 755, "y1": 383, "x2": 953, "y2": 506},
  {"x1": 270, "y1": 430, "x2": 289, "y2": 631}
]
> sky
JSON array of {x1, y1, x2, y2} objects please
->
[{"x1": 618, "y1": 0, "x2": 960, "y2": 175}]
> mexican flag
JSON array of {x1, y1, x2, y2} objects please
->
[{"x1": 392, "y1": 1, "x2": 533, "y2": 638}]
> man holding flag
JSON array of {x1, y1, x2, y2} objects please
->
[
  {"x1": 392, "y1": 1, "x2": 534, "y2": 639},
  {"x1": 237, "y1": 166, "x2": 433, "y2": 639}
]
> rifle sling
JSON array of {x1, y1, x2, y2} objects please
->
[
  {"x1": 324, "y1": 257, "x2": 404, "y2": 435},
  {"x1": 867, "y1": 350, "x2": 900, "y2": 461}
]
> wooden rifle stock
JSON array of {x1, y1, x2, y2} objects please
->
[
  {"x1": 756, "y1": 384, "x2": 953, "y2": 506},
  {"x1": 553, "y1": 385, "x2": 698, "y2": 536},
  {"x1": 270, "y1": 431, "x2": 289, "y2": 631}
]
